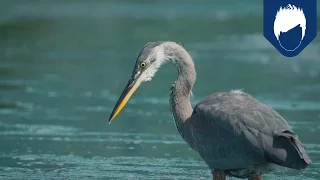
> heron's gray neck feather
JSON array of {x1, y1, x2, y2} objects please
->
[{"x1": 165, "y1": 43, "x2": 196, "y2": 135}]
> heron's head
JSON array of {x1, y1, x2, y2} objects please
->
[{"x1": 109, "y1": 41, "x2": 178, "y2": 122}]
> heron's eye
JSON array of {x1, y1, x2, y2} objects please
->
[{"x1": 139, "y1": 62, "x2": 147, "y2": 68}]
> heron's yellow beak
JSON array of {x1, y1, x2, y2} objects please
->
[{"x1": 109, "y1": 77, "x2": 142, "y2": 122}]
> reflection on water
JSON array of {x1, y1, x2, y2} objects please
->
[{"x1": 1, "y1": 0, "x2": 320, "y2": 179}]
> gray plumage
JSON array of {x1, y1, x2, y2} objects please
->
[
  {"x1": 190, "y1": 92, "x2": 310, "y2": 178},
  {"x1": 109, "y1": 41, "x2": 311, "y2": 180}
]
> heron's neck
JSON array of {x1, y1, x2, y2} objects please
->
[{"x1": 168, "y1": 45, "x2": 196, "y2": 132}]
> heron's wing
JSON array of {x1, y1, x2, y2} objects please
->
[{"x1": 190, "y1": 91, "x2": 310, "y2": 170}]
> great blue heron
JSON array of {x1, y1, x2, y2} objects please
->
[{"x1": 108, "y1": 41, "x2": 311, "y2": 180}]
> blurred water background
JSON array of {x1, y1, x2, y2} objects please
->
[{"x1": 1, "y1": 1, "x2": 320, "y2": 179}]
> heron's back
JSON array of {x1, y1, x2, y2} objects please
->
[{"x1": 186, "y1": 90, "x2": 311, "y2": 178}]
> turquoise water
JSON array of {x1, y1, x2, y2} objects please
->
[{"x1": 1, "y1": 1, "x2": 320, "y2": 179}]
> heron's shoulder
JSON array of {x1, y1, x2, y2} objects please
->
[
  {"x1": 193, "y1": 89, "x2": 291, "y2": 132},
  {"x1": 194, "y1": 90, "x2": 253, "y2": 111}
]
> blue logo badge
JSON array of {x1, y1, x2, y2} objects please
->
[{"x1": 263, "y1": 0, "x2": 317, "y2": 57}]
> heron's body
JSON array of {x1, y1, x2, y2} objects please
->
[
  {"x1": 109, "y1": 41, "x2": 311, "y2": 180},
  {"x1": 176, "y1": 91, "x2": 309, "y2": 178}
]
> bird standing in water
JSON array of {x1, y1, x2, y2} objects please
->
[{"x1": 109, "y1": 41, "x2": 311, "y2": 180}]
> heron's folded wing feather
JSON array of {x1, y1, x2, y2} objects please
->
[
  {"x1": 193, "y1": 92, "x2": 291, "y2": 146},
  {"x1": 192, "y1": 92, "x2": 310, "y2": 169}
]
